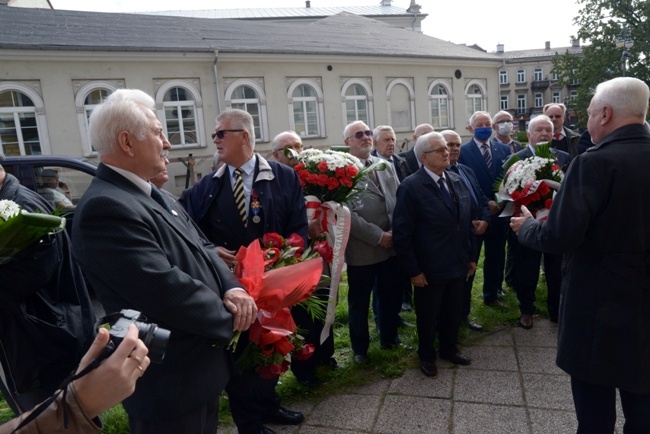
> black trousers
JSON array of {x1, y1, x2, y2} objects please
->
[
  {"x1": 479, "y1": 215, "x2": 509, "y2": 303},
  {"x1": 414, "y1": 276, "x2": 464, "y2": 362},
  {"x1": 571, "y1": 376, "x2": 650, "y2": 434},
  {"x1": 128, "y1": 399, "x2": 219, "y2": 434}
]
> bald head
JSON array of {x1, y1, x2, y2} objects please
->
[
  {"x1": 413, "y1": 123, "x2": 435, "y2": 141},
  {"x1": 271, "y1": 131, "x2": 303, "y2": 166}
]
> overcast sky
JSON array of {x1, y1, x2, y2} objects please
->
[{"x1": 49, "y1": 0, "x2": 584, "y2": 52}]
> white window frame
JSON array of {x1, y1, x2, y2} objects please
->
[
  {"x1": 287, "y1": 78, "x2": 325, "y2": 139},
  {"x1": 224, "y1": 79, "x2": 269, "y2": 143},
  {"x1": 0, "y1": 82, "x2": 51, "y2": 156},
  {"x1": 517, "y1": 69, "x2": 526, "y2": 83},
  {"x1": 464, "y1": 80, "x2": 486, "y2": 119},
  {"x1": 500, "y1": 95, "x2": 509, "y2": 110},
  {"x1": 552, "y1": 92, "x2": 561, "y2": 103},
  {"x1": 75, "y1": 81, "x2": 117, "y2": 157},
  {"x1": 341, "y1": 78, "x2": 374, "y2": 128},
  {"x1": 534, "y1": 68, "x2": 543, "y2": 81},
  {"x1": 517, "y1": 94, "x2": 527, "y2": 114},
  {"x1": 499, "y1": 70, "x2": 508, "y2": 84},
  {"x1": 534, "y1": 93, "x2": 543, "y2": 108},
  {"x1": 551, "y1": 71, "x2": 559, "y2": 81},
  {"x1": 387, "y1": 78, "x2": 416, "y2": 132},
  {"x1": 428, "y1": 79, "x2": 454, "y2": 129},
  {"x1": 155, "y1": 80, "x2": 205, "y2": 149}
]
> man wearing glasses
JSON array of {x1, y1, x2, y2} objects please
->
[
  {"x1": 543, "y1": 103, "x2": 580, "y2": 159},
  {"x1": 181, "y1": 109, "x2": 307, "y2": 434},
  {"x1": 343, "y1": 120, "x2": 403, "y2": 364},
  {"x1": 393, "y1": 132, "x2": 476, "y2": 378}
]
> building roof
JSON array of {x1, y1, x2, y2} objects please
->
[
  {"x1": 141, "y1": 5, "x2": 423, "y2": 20},
  {"x1": 0, "y1": 5, "x2": 498, "y2": 61},
  {"x1": 495, "y1": 44, "x2": 583, "y2": 61}
]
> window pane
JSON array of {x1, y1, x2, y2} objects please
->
[
  {"x1": 19, "y1": 113, "x2": 41, "y2": 155},
  {"x1": 85, "y1": 88, "x2": 111, "y2": 105},
  {"x1": 293, "y1": 84, "x2": 316, "y2": 98}
]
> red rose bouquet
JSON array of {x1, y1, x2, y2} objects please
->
[
  {"x1": 229, "y1": 233, "x2": 324, "y2": 377},
  {"x1": 496, "y1": 143, "x2": 564, "y2": 220}
]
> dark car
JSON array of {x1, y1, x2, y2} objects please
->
[{"x1": 1, "y1": 155, "x2": 97, "y2": 236}]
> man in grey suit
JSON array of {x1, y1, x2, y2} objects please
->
[
  {"x1": 72, "y1": 89, "x2": 257, "y2": 434},
  {"x1": 344, "y1": 120, "x2": 403, "y2": 363}
]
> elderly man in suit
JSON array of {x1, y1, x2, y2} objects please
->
[
  {"x1": 72, "y1": 90, "x2": 257, "y2": 434},
  {"x1": 371, "y1": 125, "x2": 411, "y2": 181},
  {"x1": 181, "y1": 110, "x2": 307, "y2": 434},
  {"x1": 443, "y1": 129, "x2": 490, "y2": 332},
  {"x1": 544, "y1": 103, "x2": 581, "y2": 159},
  {"x1": 458, "y1": 111, "x2": 512, "y2": 307},
  {"x1": 399, "y1": 123, "x2": 434, "y2": 174},
  {"x1": 511, "y1": 77, "x2": 650, "y2": 432},
  {"x1": 505, "y1": 115, "x2": 570, "y2": 329},
  {"x1": 344, "y1": 120, "x2": 403, "y2": 364},
  {"x1": 393, "y1": 132, "x2": 476, "y2": 378}
]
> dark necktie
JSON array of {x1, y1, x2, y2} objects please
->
[
  {"x1": 437, "y1": 177, "x2": 455, "y2": 212},
  {"x1": 233, "y1": 168, "x2": 247, "y2": 228},
  {"x1": 150, "y1": 185, "x2": 172, "y2": 214},
  {"x1": 481, "y1": 143, "x2": 492, "y2": 172}
]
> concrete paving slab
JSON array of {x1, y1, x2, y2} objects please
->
[
  {"x1": 388, "y1": 367, "x2": 453, "y2": 399},
  {"x1": 512, "y1": 320, "x2": 558, "y2": 348},
  {"x1": 517, "y1": 346, "x2": 563, "y2": 375},
  {"x1": 375, "y1": 395, "x2": 451, "y2": 433},
  {"x1": 464, "y1": 345, "x2": 518, "y2": 372},
  {"x1": 522, "y1": 373, "x2": 573, "y2": 410},
  {"x1": 472, "y1": 328, "x2": 515, "y2": 347},
  {"x1": 529, "y1": 408, "x2": 577, "y2": 433},
  {"x1": 306, "y1": 394, "x2": 382, "y2": 431},
  {"x1": 452, "y1": 402, "x2": 529, "y2": 434},
  {"x1": 453, "y1": 370, "x2": 524, "y2": 405}
]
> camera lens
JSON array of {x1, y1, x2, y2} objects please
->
[{"x1": 136, "y1": 322, "x2": 171, "y2": 364}]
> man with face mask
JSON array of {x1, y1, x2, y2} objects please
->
[{"x1": 458, "y1": 111, "x2": 512, "y2": 308}]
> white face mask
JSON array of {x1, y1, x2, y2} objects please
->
[{"x1": 497, "y1": 121, "x2": 513, "y2": 136}]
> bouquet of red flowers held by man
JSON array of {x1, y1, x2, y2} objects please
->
[
  {"x1": 228, "y1": 232, "x2": 324, "y2": 378},
  {"x1": 495, "y1": 143, "x2": 564, "y2": 221}
]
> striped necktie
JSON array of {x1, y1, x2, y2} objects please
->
[
  {"x1": 481, "y1": 143, "x2": 492, "y2": 172},
  {"x1": 233, "y1": 168, "x2": 247, "y2": 228}
]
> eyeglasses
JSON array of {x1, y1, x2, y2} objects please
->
[
  {"x1": 547, "y1": 114, "x2": 563, "y2": 119},
  {"x1": 211, "y1": 129, "x2": 244, "y2": 140},
  {"x1": 423, "y1": 147, "x2": 450, "y2": 155},
  {"x1": 347, "y1": 130, "x2": 373, "y2": 140}
]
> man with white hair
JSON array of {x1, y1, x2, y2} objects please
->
[
  {"x1": 511, "y1": 77, "x2": 650, "y2": 431},
  {"x1": 271, "y1": 130, "x2": 303, "y2": 167}
]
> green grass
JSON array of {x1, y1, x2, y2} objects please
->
[{"x1": 0, "y1": 261, "x2": 553, "y2": 433}]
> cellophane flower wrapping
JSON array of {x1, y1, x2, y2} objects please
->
[
  {"x1": 230, "y1": 233, "x2": 323, "y2": 376},
  {"x1": 0, "y1": 199, "x2": 66, "y2": 265},
  {"x1": 496, "y1": 144, "x2": 564, "y2": 220}
]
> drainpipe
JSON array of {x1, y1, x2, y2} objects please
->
[{"x1": 213, "y1": 50, "x2": 222, "y2": 113}]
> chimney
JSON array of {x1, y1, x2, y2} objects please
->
[
  {"x1": 407, "y1": 0, "x2": 421, "y2": 13},
  {"x1": 571, "y1": 38, "x2": 580, "y2": 47},
  {"x1": 497, "y1": 43, "x2": 504, "y2": 53},
  {"x1": 545, "y1": 41, "x2": 551, "y2": 50},
  {"x1": 381, "y1": 0, "x2": 392, "y2": 6},
  {"x1": 305, "y1": 0, "x2": 310, "y2": 7}
]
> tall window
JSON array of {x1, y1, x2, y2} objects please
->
[
  {"x1": 291, "y1": 84, "x2": 319, "y2": 137},
  {"x1": 551, "y1": 71, "x2": 559, "y2": 81},
  {"x1": 570, "y1": 90, "x2": 578, "y2": 102},
  {"x1": 571, "y1": 69, "x2": 579, "y2": 85},
  {"x1": 163, "y1": 87, "x2": 198, "y2": 146},
  {"x1": 465, "y1": 83, "x2": 484, "y2": 118},
  {"x1": 387, "y1": 79, "x2": 415, "y2": 132},
  {"x1": 500, "y1": 95, "x2": 509, "y2": 110},
  {"x1": 499, "y1": 70, "x2": 508, "y2": 84},
  {"x1": 0, "y1": 90, "x2": 42, "y2": 156},
  {"x1": 225, "y1": 79, "x2": 269, "y2": 142},
  {"x1": 534, "y1": 93, "x2": 543, "y2": 107},
  {"x1": 534, "y1": 68, "x2": 543, "y2": 81},
  {"x1": 552, "y1": 92, "x2": 561, "y2": 103},
  {"x1": 75, "y1": 81, "x2": 119, "y2": 156},
  {"x1": 517, "y1": 69, "x2": 526, "y2": 83},
  {"x1": 429, "y1": 83, "x2": 450, "y2": 129},
  {"x1": 517, "y1": 94, "x2": 527, "y2": 114},
  {"x1": 341, "y1": 79, "x2": 374, "y2": 127},
  {"x1": 83, "y1": 88, "x2": 111, "y2": 153}
]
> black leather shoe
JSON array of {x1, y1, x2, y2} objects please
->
[
  {"x1": 353, "y1": 353, "x2": 368, "y2": 364},
  {"x1": 263, "y1": 407, "x2": 304, "y2": 425},
  {"x1": 440, "y1": 351, "x2": 472, "y2": 365},
  {"x1": 465, "y1": 319, "x2": 483, "y2": 331},
  {"x1": 519, "y1": 314, "x2": 534, "y2": 329},
  {"x1": 484, "y1": 299, "x2": 507, "y2": 308},
  {"x1": 420, "y1": 360, "x2": 438, "y2": 378},
  {"x1": 497, "y1": 288, "x2": 508, "y2": 297}
]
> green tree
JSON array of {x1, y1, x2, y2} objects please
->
[{"x1": 553, "y1": 0, "x2": 650, "y2": 128}]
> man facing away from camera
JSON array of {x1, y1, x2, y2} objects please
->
[{"x1": 72, "y1": 89, "x2": 257, "y2": 434}]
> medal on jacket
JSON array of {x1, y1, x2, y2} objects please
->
[{"x1": 251, "y1": 190, "x2": 261, "y2": 224}]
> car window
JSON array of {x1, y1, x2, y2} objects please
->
[{"x1": 33, "y1": 165, "x2": 94, "y2": 210}]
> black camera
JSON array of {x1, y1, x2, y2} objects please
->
[{"x1": 100, "y1": 309, "x2": 171, "y2": 364}]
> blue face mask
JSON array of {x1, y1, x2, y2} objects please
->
[{"x1": 474, "y1": 127, "x2": 492, "y2": 141}]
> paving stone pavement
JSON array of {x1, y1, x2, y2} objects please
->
[{"x1": 224, "y1": 319, "x2": 626, "y2": 433}]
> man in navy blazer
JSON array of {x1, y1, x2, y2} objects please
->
[
  {"x1": 443, "y1": 130, "x2": 490, "y2": 331},
  {"x1": 504, "y1": 115, "x2": 570, "y2": 329},
  {"x1": 181, "y1": 109, "x2": 308, "y2": 434},
  {"x1": 72, "y1": 90, "x2": 257, "y2": 434},
  {"x1": 393, "y1": 131, "x2": 476, "y2": 378},
  {"x1": 458, "y1": 111, "x2": 512, "y2": 306}
]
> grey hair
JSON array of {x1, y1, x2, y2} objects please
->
[
  {"x1": 343, "y1": 120, "x2": 368, "y2": 140},
  {"x1": 271, "y1": 130, "x2": 301, "y2": 152},
  {"x1": 216, "y1": 109, "x2": 256, "y2": 149},
  {"x1": 89, "y1": 89, "x2": 156, "y2": 157},
  {"x1": 527, "y1": 115, "x2": 554, "y2": 132},
  {"x1": 372, "y1": 125, "x2": 394, "y2": 141},
  {"x1": 468, "y1": 111, "x2": 492, "y2": 128},
  {"x1": 439, "y1": 129, "x2": 461, "y2": 142},
  {"x1": 591, "y1": 77, "x2": 649, "y2": 119},
  {"x1": 493, "y1": 110, "x2": 513, "y2": 123},
  {"x1": 543, "y1": 103, "x2": 567, "y2": 115},
  {"x1": 414, "y1": 131, "x2": 445, "y2": 164}
]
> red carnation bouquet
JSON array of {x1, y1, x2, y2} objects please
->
[
  {"x1": 496, "y1": 143, "x2": 564, "y2": 220},
  {"x1": 229, "y1": 232, "x2": 324, "y2": 378}
]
